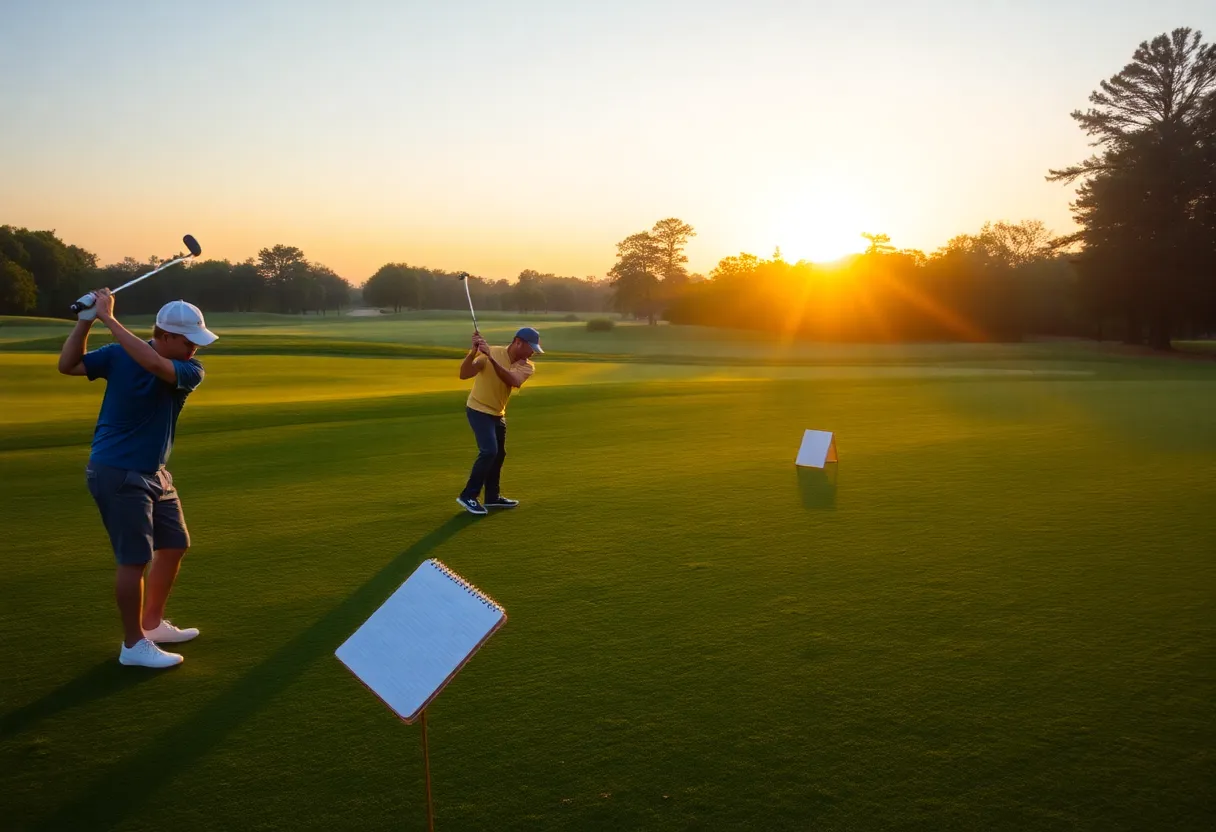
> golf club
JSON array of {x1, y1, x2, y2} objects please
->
[
  {"x1": 456, "y1": 271, "x2": 479, "y2": 333},
  {"x1": 69, "y1": 234, "x2": 202, "y2": 314}
]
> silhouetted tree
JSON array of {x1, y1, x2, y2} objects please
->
[
  {"x1": 1049, "y1": 28, "x2": 1216, "y2": 348},
  {"x1": 651, "y1": 218, "x2": 696, "y2": 285},
  {"x1": 609, "y1": 231, "x2": 663, "y2": 323}
]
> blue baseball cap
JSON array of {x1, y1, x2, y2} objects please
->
[{"x1": 514, "y1": 327, "x2": 544, "y2": 354}]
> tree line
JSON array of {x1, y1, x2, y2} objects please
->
[
  {"x1": 0, "y1": 235, "x2": 354, "y2": 317},
  {"x1": 651, "y1": 223, "x2": 1078, "y2": 341},
  {"x1": 0, "y1": 230, "x2": 615, "y2": 317},
  {"x1": 362, "y1": 264, "x2": 612, "y2": 314}
]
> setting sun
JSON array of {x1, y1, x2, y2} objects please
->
[{"x1": 769, "y1": 187, "x2": 873, "y2": 264}]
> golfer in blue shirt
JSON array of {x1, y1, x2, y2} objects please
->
[{"x1": 58, "y1": 288, "x2": 218, "y2": 668}]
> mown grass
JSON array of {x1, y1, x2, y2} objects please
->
[{"x1": 1, "y1": 317, "x2": 1213, "y2": 831}]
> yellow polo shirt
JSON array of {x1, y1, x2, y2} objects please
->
[{"x1": 467, "y1": 345, "x2": 535, "y2": 416}]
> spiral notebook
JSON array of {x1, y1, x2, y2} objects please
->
[{"x1": 336, "y1": 559, "x2": 507, "y2": 724}]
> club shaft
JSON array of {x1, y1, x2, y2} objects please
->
[
  {"x1": 463, "y1": 279, "x2": 479, "y2": 332},
  {"x1": 68, "y1": 244, "x2": 198, "y2": 314},
  {"x1": 112, "y1": 255, "x2": 191, "y2": 294}
]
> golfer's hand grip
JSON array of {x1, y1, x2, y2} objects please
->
[{"x1": 70, "y1": 293, "x2": 96, "y2": 314}]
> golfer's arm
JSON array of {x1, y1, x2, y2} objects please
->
[
  {"x1": 100, "y1": 316, "x2": 177, "y2": 384},
  {"x1": 57, "y1": 320, "x2": 93, "y2": 375},
  {"x1": 486, "y1": 356, "x2": 525, "y2": 388},
  {"x1": 459, "y1": 350, "x2": 481, "y2": 380}
]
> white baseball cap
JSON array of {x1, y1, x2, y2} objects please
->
[{"x1": 156, "y1": 300, "x2": 218, "y2": 346}]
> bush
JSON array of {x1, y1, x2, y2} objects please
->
[
  {"x1": 586, "y1": 318, "x2": 615, "y2": 332},
  {"x1": 563, "y1": 313, "x2": 581, "y2": 322}
]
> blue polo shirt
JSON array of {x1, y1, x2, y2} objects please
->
[{"x1": 81, "y1": 343, "x2": 205, "y2": 472}]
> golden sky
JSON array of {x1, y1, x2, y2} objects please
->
[{"x1": 2, "y1": 1, "x2": 1211, "y2": 282}]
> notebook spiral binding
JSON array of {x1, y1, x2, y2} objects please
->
[{"x1": 430, "y1": 559, "x2": 505, "y2": 614}]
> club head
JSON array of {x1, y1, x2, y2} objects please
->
[
  {"x1": 183, "y1": 234, "x2": 202, "y2": 258},
  {"x1": 457, "y1": 271, "x2": 469, "y2": 281}
]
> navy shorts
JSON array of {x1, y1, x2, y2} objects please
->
[{"x1": 86, "y1": 464, "x2": 191, "y2": 566}]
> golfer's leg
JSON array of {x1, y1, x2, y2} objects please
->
[
  {"x1": 485, "y1": 418, "x2": 507, "y2": 502},
  {"x1": 115, "y1": 565, "x2": 145, "y2": 648},
  {"x1": 142, "y1": 549, "x2": 185, "y2": 629},
  {"x1": 461, "y1": 409, "x2": 499, "y2": 501},
  {"x1": 88, "y1": 466, "x2": 155, "y2": 647},
  {"x1": 144, "y1": 472, "x2": 191, "y2": 629}
]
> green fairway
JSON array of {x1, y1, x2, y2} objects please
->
[
  {"x1": 1, "y1": 319, "x2": 1214, "y2": 831},
  {"x1": 5, "y1": 312, "x2": 1213, "y2": 365}
]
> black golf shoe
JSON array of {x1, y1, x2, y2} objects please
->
[{"x1": 456, "y1": 496, "x2": 488, "y2": 515}]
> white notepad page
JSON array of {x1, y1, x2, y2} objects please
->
[{"x1": 336, "y1": 559, "x2": 506, "y2": 723}]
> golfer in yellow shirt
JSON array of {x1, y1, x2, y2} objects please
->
[{"x1": 456, "y1": 327, "x2": 542, "y2": 515}]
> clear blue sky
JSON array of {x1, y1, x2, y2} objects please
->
[{"x1": 1, "y1": 0, "x2": 1212, "y2": 280}]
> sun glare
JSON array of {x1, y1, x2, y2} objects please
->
[{"x1": 770, "y1": 189, "x2": 872, "y2": 264}]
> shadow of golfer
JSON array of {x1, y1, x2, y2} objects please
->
[
  {"x1": 796, "y1": 465, "x2": 838, "y2": 510},
  {"x1": 0, "y1": 659, "x2": 159, "y2": 741},
  {"x1": 33, "y1": 514, "x2": 475, "y2": 832}
]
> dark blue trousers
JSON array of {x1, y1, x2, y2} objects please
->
[{"x1": 461, "y1": 407, "x2": 507, "y2": 502}]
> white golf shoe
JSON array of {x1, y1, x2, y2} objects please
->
[
  {"x1": 119, "y1": 638, "x2": 184, "y2": 668},
  {"x1": 143, "y1": 619, "x2": 200, "y2": 644}
]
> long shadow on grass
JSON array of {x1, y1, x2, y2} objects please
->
[
  {"x1": 0, "y1": 659, "x2": 159, "y2": 741},
  {"x1": 33, "y1": 514, "x2": 474, "y2": 832},
  {"x1": 796, "y1": 465, "x2": 838, "y2": 510}
]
